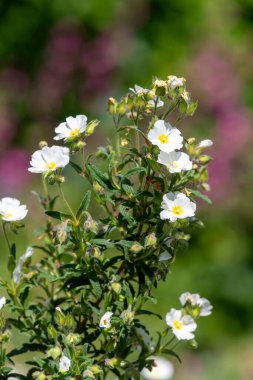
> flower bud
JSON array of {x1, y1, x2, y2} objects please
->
[
  {"x1": 55, "y1": 175, "x2": 65, "y2": 184},
  {"x1": 91, "y1": 365, "x2": 102, "y2": 375},
  {"x1": 117, "y1": 99, "x2": 127, "y2": 114},
  {"x1": 37, "y1": 373, "x2": 46, "y2": 380},
  {"x1": 108, "y1": 97, "x2": 117, "y2": 114},
  {"x1": 71, "y1": 141, "x2": 86, "y2": 152},
  {"x1": 47, "y1": 346, "x2": 62, "y2": 360},
  {"x1": 111, "y1": 282, "x2": 121, "y2": 294},
  {"x1": 65, "y1": 313, "x2": 75, "y2": 329},
  {"x1": 0, "y1": 330, "x2": 11, "y2": 343},
  {"x1": 167, "y1": 75, "x2": 186, "y2": 92},
  {"x1": 105, "y1": 357, "x2": 119, "y2": 368},
  {"x1": 144, "y1": 233, "x2": 157, "y2": 248},
  {"x1": 130, "y1": 242, "x2": 143, "y2": 253},
  {"x1": 93, "y1": 182, "x2": 105, "y2": 195},
  {"x1": 198, "y1": 155, "x2": 212, "y2": 164},
  {"x1": 86, "y1": 120, "x2": 99, "y2": 135},
  {"x1": 65, "y1": 333, "x2": 81, "y2": 345},
  {"x1": 39, "y1": 141, "x2": 48, "y2": 149},
  {"x1": 83, "y1": 369, "x2": 94, "y2": 379},
  {"x1": 120, "y1": 138, "x2": 128, "y2": 146},
  {"x1": 120, "y1": 309, "x2": 135, "y2": 325},
  {"x1": 187, "y1": 137, "x2": 196, "y2": 145},
  {"x1": 202, "y1": 183, "x2": 211, "y2": 191},
  {"x1": 92, "y1": 246, "x2": 102, "y2": 259}
]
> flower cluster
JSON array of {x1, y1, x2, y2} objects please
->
[{"x1": 0, "y1": 75, "x2": 213, "y2": 380}]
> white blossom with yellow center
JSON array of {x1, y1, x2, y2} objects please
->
[
  {"x1": 179, "y1": 292, "x2": 213, "y2": 316},
  {"x1": 99, "y1": 311, "x2": 113, "y2": 329},
  {"x1": 160, "y1": 192, "x2": 196, "y2": 222},
  {"x1": 157, "y1": 151, "x2": 192, "y2": 173},
  {"x1": 59, "y1": 355, "x2": 71, "y2": 372},
  {"x1": 196, "y1": 139, "x2": 213, "y2": 149},
  {"x1": 148, "y1": 120, "x2": 183, "y2": 153},
  {"x1": 166, "y1": 308, "x2": 197, "y2": 340},
  {"x1": 28, "y1": 146, "x2": 70, "y2": 174},
  {"x1": 0, "y1": 197, "x2": 28, "y2": 222},
  {"x1": 54, "y1": 115, "x2": 87, "y2": 141}
]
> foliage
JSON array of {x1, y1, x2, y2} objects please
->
[{"x1": 0, "y1": 76, "x2": 212, "y2": 379}]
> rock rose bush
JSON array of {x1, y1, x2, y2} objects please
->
[{"x1": 0, "y1": 75, "x2": 213, "y2": 380}]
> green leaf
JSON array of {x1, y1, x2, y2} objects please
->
[
  {"x1": 160, "y1": 348, "x2": 182, "y2": 363},
  {"x1": 189, "y1": 189, "x2": 212, "y2": 204},
  {"x1": 136, "y1": 310, "x2": 162, "y2": 320},
  {"x1": 90, "y1": 239, "x2": 114, "y2": 248},
  {"x1": 45, "y1": 211, "x2": 71, "y2": 221},
  {"x1": 76, "y1": 190, "x2": 91, "y2": 218},
  {"x1": 70, "y1": 160, "x2": 83, "y2": 174},
  {"x1": 119, "y1": 205, "x2": 136, "y2": 226},
  {"x1": 122, "y1": 166, "x2": 146, "y2": 179},
  {"x1": 86, "y1": 163, "x2": 113, "y2": 190},
  {"x1": 7, "y1": 243, "x2": 16, "y2": 274}
]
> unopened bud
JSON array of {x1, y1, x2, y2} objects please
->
[
  {"x1": 65, "y1": 313, "x2": 75, "y2": 329},
  {"x1": 105, "y1": 358, "x2": 119, "y2": 368},
  {"x1": 47, "y1": 324, "x2": 58, "y2": 339},
  {"x1": 47, "y1": 346, "x2": 62, "y2": 360},
  {"x1": 39, "y1": 141, "x2": 48, "y2": 149},
  {"x1": 117, "y1": 99, "x2": 127, "y2": 114},
  {"x1": 86, "y1": 120, "x2": 99, "y2": 135},
  {"x1": 144, "y1": 233, "x2": 157, "y2": 247},
  {"x1": 108, "y1": 97, "x2": 117, "y2": 114},
  {"x1": 202, "y1": 183, "x2": 211, "y2": 191},
  {"x1": 187, "y1": 137, "x2": 196, "y2": 145},
  {"x1": 65, "y1": 333, "x2": 81, "y2": 345},
  {"x1": 111, "y1": 282, "x2": 121, "y2": 294},
  {"x1": 0, "y1": 330, "x2": 11, "y2": 343},
  {"x1": 120, "y1": 138, "x2": 128, "y2": 146},
  {"x1": 37, "y1": 373, "x2": 46, "y2": 380},
  {"x1": 93, "y1": 182, "x2": 105, "y2": 195},
  {"x1": 91, "y1": 365, "x2": 102, "y2": 375},
  {"x1": 55, "y1": 175, "x2": 65, "y2": 184},
  {"x1": 120, "y1": 309, "x2": 135, "y2": 325},
  {"x1": 83, "y1": 369, "x2": 94, "y2": 379},
  {"x1": 198, "y1": 155, "x2": 212, "y2": 164},
  {"x1": 71, "y1": 141, "x2": 86, "y2": 152},
  {"x1": 130, "y1": 242, "x2": 143, "y2": 253}
]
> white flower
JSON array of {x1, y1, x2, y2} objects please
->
[
  {"x1": 196, "y1": 139, "x2": 213, "y2": 149},
  {"x1": 148, "y1": 120, "x2": 183, "y2": 153},
  {"x1": 179, "y1": 292, "x2": 213, "y2": 317},
  {"x1": 160, "y1": 192, "x2": 196, "y2": 222},
  {"x1": 157, "y1": 151, "x2": 192, "y2": 173},
  {"x1": 130, "y1": 85, "x2": 164, "y2": 108},
  {"x1": 99, "y1": 311, "x2": 113, "y2": 329},
  {"x1": 0, "y1": 197, "x2": 28, "y2": 222},
  {"x1": 13, "y1": 247, "x2": 33, "y2": 284},
  {"x1": 59, "y1": 355, "x2": 71, "y2": 372},
  {"x1": 167, "y1": 75, "x2": 185, "y2": 90},
  {"x1": 28, "y1": 146, "x2": 70, "y2": 173},
  {"x1": 166, "y1": 308, "x2": 197, "y2": 340},
  {"x1": 0, "y1": 297, "x2": 6, "y2": 310},
  {"x1": 54, "y1": 115, "x2": 87, "y2": 141},
  {"x1": 141, "y1": 356, "x2": 174, "y2": 380}
]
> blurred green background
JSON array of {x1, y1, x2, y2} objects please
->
[{"x1": 1, "y1": 0, "x2": 253, "y2": 379}]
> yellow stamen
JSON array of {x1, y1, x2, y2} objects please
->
[
  {"x1": 4, "y1": 212, "x2": 13, "y2": 218},
  {"x1": 103, "y1": 319, "x2": 108, "y2": 325},
  {"x1": 173, "y1": 320, "x2": 183, "y2": 330},
  {"x1": 69, "y1": 128, "x2": 79, "y2": 137},
  {"x1": 172, "y1": 205, "x2": 184, "y2": 216},
  {"x1": 46, "y1": 161, "x2": 57, "y2": 170},
  {"x1": 158, "y1": 134, "x2": 169, "y2": 144}
]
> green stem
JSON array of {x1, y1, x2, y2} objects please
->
[
  {"x1": 58, "y1": 184, "x2": 78, "y2": 225},
  {"x1": 42, "y1": 174, "x2": 49, "y2": 200},
  {"x1": 2, "y1": 222, "x2": 11, "y2": 254}
]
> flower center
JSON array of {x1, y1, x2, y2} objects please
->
[
  {"x1": 172, "y1": 205, "x2": 184, "y2": 216},
  {"x1": 158, "y1": 134, "x2": 169, "y2": 144},
  {"x1": 173, "y1": 320, "x2": 183, "y2": 330},
  {"x1": 103, "y1": 319, "x2": 108, "y2": 326},
  {"x1": 69, "y1": 128, "x2": 79, "y2": 137},
  {"x1": 168, "y1": 161, "x2": 179, "y2": 169},
  {"x1": 45, "y1": 161, "x2": 57, "y2": 170},
  {"x1": 3, "y1": 212, "x2": 13, "y2": 218}
]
